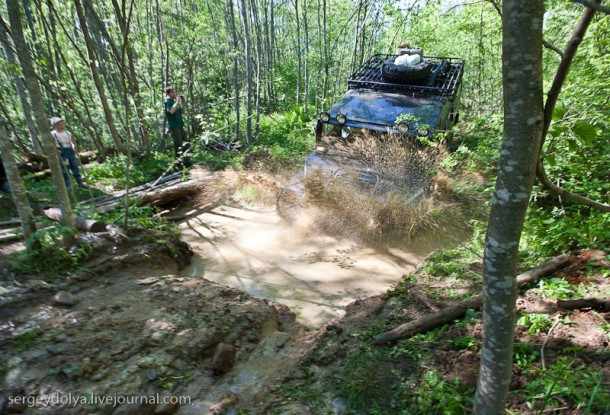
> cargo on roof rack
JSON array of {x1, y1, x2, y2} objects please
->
[{"x1": 348, "y1": 54, "x2": 465, "y2": 96}]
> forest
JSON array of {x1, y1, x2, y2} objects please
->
[{"x1": 0, "y1": 0, "x2": 609, "y2": 414}]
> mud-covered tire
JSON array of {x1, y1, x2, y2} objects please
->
[
  {"x1": 276, "y1": 189, "x2": 302, "y2": 223},
  {"x1": 382, "y1": 58, "x2": 433, "y2": 84}
]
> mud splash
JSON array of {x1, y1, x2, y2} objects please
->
[{"x1": 179, "y1": 198, "x2": 469, "y2": 327}]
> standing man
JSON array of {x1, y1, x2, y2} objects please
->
[
  {"x1": 50, "y1": 117, "x2": 85, "y2": 189},
  {"x1": 164, "y1": 86, "x2": 190, "y2": 166}
]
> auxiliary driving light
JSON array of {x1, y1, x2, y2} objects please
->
[
  {"x1": 336, "y1": 113, "x2": 347, "y2": 124},
  {"x1": 397, "y1": 122, "x2": 409, "y2": 134},
  {"x1": 320, "y1": 112, "x2": 330, "y2": 122},
  {"x1": 417, "y1": 126, "x2": 430, "y2": 137}
]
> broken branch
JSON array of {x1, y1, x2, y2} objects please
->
[{"x1": 373, "y1": 255, "x2": 571, "y2": 344}]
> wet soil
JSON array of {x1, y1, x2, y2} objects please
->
[{"x1": 0, "y1": 172, "x2": 608, "y2": 415}]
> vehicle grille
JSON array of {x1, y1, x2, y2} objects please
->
[{"x1": 347, "y1": 54, "x2": 464, "y2": 96}]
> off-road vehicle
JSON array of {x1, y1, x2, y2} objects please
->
[{"x1": 277, "y1": 50, "x2": 465, "y2": 220}]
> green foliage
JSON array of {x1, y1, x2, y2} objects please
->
[
  {"x1": 391, "y1": 225, "x2": 486, "y2": 300},
  {"x1": 519, "y1": 357, "x2": 610, "y2": 413},
  {"x1": 10, "y1": 221, "x2": 91, "y2": 275},
  {"x1": 535, "y1": 277, "x2": 578, "y2": 300},
  {"x1": 92, "y1": 205, "x2": 183, "y2": 258},
  {"x1": 517, "y1": 313, "x2": 553, "y2": 334},
  {"x1": 0, "y1": 329, "x2": 47, "y2": 351},
  {"x1": 85, "y1": 153, "x2": 174, "y2": 190},
  {"x1": 513, "y1": 342, "x2": 540, "y2": 369},
  {"x1": 335, "y1": 348, "x2": 410, "y2": 414},
  {"x1": 406, "y1": 370, "x2": 473, "y2": 415}
]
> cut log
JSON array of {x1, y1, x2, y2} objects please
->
[
  {"x1": 557, "y1": 297, "x2": 610, "y2": 312},
  {"x1": 0, "y1": 233, "x2": 21, "y2": 243},
  {"x1": 373, "y1": 254, "x2": 571, "y2": 344},
  {"x1": 42, "y1": 208, "x2": 107, "y2": 232},
  {"x1": 0, "y1": 219, "x2": 21, "y2": 228}
]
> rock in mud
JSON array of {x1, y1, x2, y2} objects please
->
[
  {"x1": 211, "y1": 343, "x2": 236, "y2": 375},
  {"x1": 46, "y1": 343, "x2": 71, "y2": 355},
  {"x1": 51, "y1": 291, "x2": 78, "y2": 307}
]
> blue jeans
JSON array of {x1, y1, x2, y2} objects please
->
[{"x1": 59, "y1": 147, "x2": 83, "y2": 188}]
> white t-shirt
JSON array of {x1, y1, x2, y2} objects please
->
[{"x1": 53, "y1": 131, "x2": 73, "y2": 149}]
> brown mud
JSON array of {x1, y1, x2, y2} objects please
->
[{"x1": 0, "y1": 170, "x2": 608, "y2": 414}]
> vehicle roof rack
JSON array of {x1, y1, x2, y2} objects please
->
[{"x1": 347, "y1": 54, "x2": 465, "y2": 96}]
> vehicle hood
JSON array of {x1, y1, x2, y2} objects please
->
[{"x1": 326, "y1": 89, "x2": 447, "y2": 133}]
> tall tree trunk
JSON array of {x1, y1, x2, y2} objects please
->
[
  {"x1": 294, "y1": 0, "x2": 301, "y2": 106},
  {"x1": 351, "y1": 1, "x2": 362, "y2": 74},
  {"x1": 228, "y1": 0, "x2": 240, "y2": 141},
  {"x1": 240, "y1": 0, "x2": 252, "y2": 145},
  {"x1": 35, "y1": 0, "x2": 60, "y2": 112},
  {"x1": 0, "y1": 120, "x2": 36, "y2": 246},
  {"x1": 7, "y1": 0, "x2": 74, "y2": 229},
  {"x1": 0, "y1": 97, "x2": 34, "y2": 154},
  {"x1": 0, "y1": 18, "x2": 42, "y2": 153},
  {"x1": 303, "y1": 0, "x2": 309, "y2": 112},
  {"x1": 473, "y1": 0, "x2": 544, "y2": 413},
  {"x1": 33, "y1": 9, "x2": 105, "y2": 155},
  {"x1": 109, "y1": 0, "x2": 151, "y2": 155},
  {"x1": 322, "y1": 0, "x2": 328, "y2": 104},
  {"x1": 269, "y1": 0, "x2": 276, "y2": 106},
  {"x1": 74, "y1": 0, "x2": 126, "y2": 153},
  {"x1": 250, "y1": 0, "x2": 262, "y2": 132}
]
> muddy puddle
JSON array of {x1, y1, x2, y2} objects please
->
[{"x1": 179, "y1": 202, "x2": 468, "y2": 327}]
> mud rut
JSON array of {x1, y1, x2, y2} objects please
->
[{"x1": 178, "y1": 198, "x2": 464, "y2": 327}]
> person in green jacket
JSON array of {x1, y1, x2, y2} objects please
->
[{"x1": 164, "y1": 86, "x2": 190, "y2": 166}]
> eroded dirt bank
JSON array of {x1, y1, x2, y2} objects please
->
[{"x1": 0, "y1": 228, "x2": 317, "y2": 414}]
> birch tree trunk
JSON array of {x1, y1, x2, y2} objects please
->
[
  {"x1": 228, "y1": 0, "x2": 240, "y2": 141},
  {"x1": 109, "y1": 0, "x2": 151, "y2": 155},
  {"x1": 0, "y1": 120, "x2": 36, "y2": 246},
  {"x1": 303, "y1": 0, "x2": 309, "y2": 113},
  {"x1": 240, "y1": 0, "x2": 252, "y2": 145},
  {"x1": 294, "y1": 0, "x2": 302, "y2": 106},
  {"x1": 473, "y1": 1, "x2": 544, "y2": 413},
  {"x1": 74, "y1": 0, "x2": 126, "y2": 154},
  {"x1": 7, "y1": 0, "x2": 74, "y2": 229},
  {"x1": 0, "y1": 19, "x2": 41, "y2": 153}
]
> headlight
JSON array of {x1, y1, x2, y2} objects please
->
[
  {"x1": 397, "y1": 122, "x2": 410, "y2": 134},
  {"x1": 417, "y1": 126, "x2": 430, "y2": 137},
  {"x1": 336, "y1": 113, "x2": 347, "y2": 124},
  {"x1": 320, "y1": 112, "x2": 330, "y2": 122}
]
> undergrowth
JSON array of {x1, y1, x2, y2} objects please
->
[{"x1": 9, "y1": 220, "x2": 91, "y2": 275}]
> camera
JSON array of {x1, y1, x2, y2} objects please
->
[{"x1": 179, "y1": 95, "x2": 184, "y2": 99}]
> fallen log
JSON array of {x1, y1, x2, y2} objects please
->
[
  {"x1": 95, "y1": 175, "x2": 214, "y2": 213},
  {"x1": 0, "y1": 219, "x2": 21, "y2": 229},
  {"x1": 557, "y1": 297, "x2": 610, "y2": 312},
  {"x1": 0, "y1": 233, "x2": 21, "y2": 243},
  {"x1": 138, "y1": 176, "x2": 214, "y2": 206},
  {"x1": 42, "y1": 208, "x2": 107, "y2": 232},
  {"x1": 373, "y1": 254, "x2": 571, "y2": 345}
]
